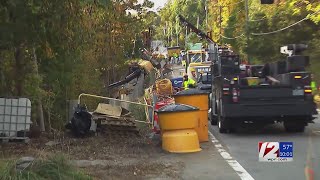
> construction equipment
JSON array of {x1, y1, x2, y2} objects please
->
[
  {"x1": 66, "y1": 93, "x2": 154, "y2": 137},
  {"x1": 108, "y1": 62, "x2": 143, "y2": 88},
  {"x1": 210, "y1": 44, "x2": 317, "y2": 133},
  {"x1": 178, "y1": 15, "x2": 218, "y2": 77},
  {"x1": 155, "y1": 79, "x2": 173, "y2": 95},
  {"x1": 167, "y1": 46, "x2": 180, "y2": 58},
  {"x1": 92, "y1": 103, "x2": 138, "y2": 136}
]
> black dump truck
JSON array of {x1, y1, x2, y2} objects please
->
[{"x1": 210, "y1": 44, "x2": 318, "y2": 133}]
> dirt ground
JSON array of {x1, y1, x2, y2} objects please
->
[{"x1": 0, "y1": 128, "x2": 185, "y2": 180}]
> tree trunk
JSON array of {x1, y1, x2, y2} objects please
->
[
  {"x1": 48, "y1": 109, "x2": 52, "y2": 133},
  {"x1": 37, "y1": 101, "x2": 45, "y2": 132},
  {"x1": 0, "y1": 56, "x2": 5, "y2": 95},
  {"x1": 14, "y1": 45, "x2": 24, "y2": 96},
  {"x1": 31, "y1": 47, "x2": 45, "y2": 132}
]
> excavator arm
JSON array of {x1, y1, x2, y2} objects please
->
[{"x1": 178, "y1": 15, "x2": 218, "y2": 45}]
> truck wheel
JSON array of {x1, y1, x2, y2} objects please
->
[
  {"x1": 284, "y1": 122, "x2": 305, "y2": 133},
  {"x1": 210, "y1": 102, "x2": 218, "y2": 125},
  {"x1": 210, "y1": 109, "x2": 218, "y2": 125},
  {"x1": 218, "y1": 116, "x2": 228, "y2": 133},
  {"x1": 211, "y1": 118, "x2": 218, "y2": 125}
]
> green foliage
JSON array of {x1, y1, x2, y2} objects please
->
[
  {"x1": 0, "y1": 0, "x2": 155, "y2": 129},
  {"x1": 210, "y1": 0, "x2": 320, "y2": 79},
  {"x1": 0, "y1": 154, "x2": 91, "y2": 180},
  {"x1": 154, "y1": 0, "x2": 207, "y2": 48}
]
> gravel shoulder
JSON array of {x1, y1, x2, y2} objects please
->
[{"x1": 0, "y1": 129, "x2": 239, "y2": 180}]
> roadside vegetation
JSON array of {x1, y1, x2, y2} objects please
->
[
  {"x1": 0, "y1": 0, "x2": 157, "y2": 130},
  {"x1": 0, "y1": 154, "x2": 91, "y2": 180}
]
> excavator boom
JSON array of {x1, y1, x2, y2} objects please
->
[{"x1": 178, "y1": 15, "x2": 217, "y2": 45}]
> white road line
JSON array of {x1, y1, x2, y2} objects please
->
[{"x1": 209, "y1": 132, "x2": 255, "y2": 180}]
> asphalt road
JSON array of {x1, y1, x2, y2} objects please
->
[{"x1": 209, "y1": 114, "x2": 320, "y2": 180}]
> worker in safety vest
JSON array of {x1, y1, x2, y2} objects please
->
[
  {"x1": 182, "y1": 73, "x2": 196, "y2": 89},
  {"x1": 311, "y1": 74, "x2": 317, "y2": 95},
  {"x1": 189, "y1": 67, "x2": 197, "y2": 79}
]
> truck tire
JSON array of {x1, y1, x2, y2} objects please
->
[
  {"x1": 216, "y1": 100, "x2": 227, "y2": 132},
  {"x1": 284, "y1": 122, "x2": 305, "y2": 133},
  {"x1": 210, "y1": 106, "x2": 218, "y2": 125},
  {"x1": 211, "y1": 118, "x2": 218, "y2": 125},
  {"x1": 218, "y1": 116, "x2": 228, "y2": 133},
  {"x1": 209, "y1": 95, "x2": 217, "y2": 125}
]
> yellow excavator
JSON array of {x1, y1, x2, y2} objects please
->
[{"x1": 186, "y1": 50, "x2": 211, "y2": 82}]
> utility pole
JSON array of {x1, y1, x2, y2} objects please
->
[
  {"x1": 219, "y1": 6, "x2": 222, "y2": 44},
  {"x1": 245, "y1": 0, "x2": 250, "y2": 64},
  {"x1": 170, "y1": 22, "x2": 173, "y2": 47},
  {"x1": 176, "y1": 26, "x2": 179, "y2": 46},
  {"x1": 185, "y1": 26, "x2": 188, "y2": 47},
  {"x1": 205, "y1": 1, "x2": 208, "y2": 31},
  {"x1": 212, "y1": 5, "x2": 227, "y2": 44}
]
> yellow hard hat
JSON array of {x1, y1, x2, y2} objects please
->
[{"x1": 189, "y1": 67, "x2": 196, "y2": 72}]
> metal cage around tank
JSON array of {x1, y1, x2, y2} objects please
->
[{"x1": 0, "y1": 98, "x2": 32, "y2": 141}]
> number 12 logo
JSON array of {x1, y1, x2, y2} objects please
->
[{"x1": 258, "y1": 142, "x2": 279, "y2": 159}]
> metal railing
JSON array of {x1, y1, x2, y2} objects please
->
[{"x1": 78, "y1": 93, "x2": 154, "y2": 126}]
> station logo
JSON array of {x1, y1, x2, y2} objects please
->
[{"x1": 258, "y1": 142, "x2": 293, "y2": 162}]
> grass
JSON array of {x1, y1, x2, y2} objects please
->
[{"x1": 0, "y1": 154, "x2": 92, "y2": 180}]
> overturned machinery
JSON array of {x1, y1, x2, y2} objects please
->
[
  {"x1": 92, "y1": 103, "x2": 138, "y2": 135},
  {"x1": 66, "y1": 93, "x2": 153, "y2": 137},
  {"x1": 108, "y1": 61, "x2": 145, "y2": 88}
]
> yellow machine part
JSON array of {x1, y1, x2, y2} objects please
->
[
  {"x1": 314, "y1": 94, "x2": 320, "y2": 104},
  {"x1": 174, "y1": 94, "x2": 209, "y2": 142},
  {"x1": 188, "y1": 62, "x2": 209, "y2": 67},
  {"x1": 162, "y1": 129, "x2": 201, "y2": 153},
  {"x1": 187, "y1": 64, "x2": 210, "y2": 82},
  {"x1": 138, "y1": 60, "x2": 154, "y2": 73},
  {"x1": 182, "y1": 60, "x2": 186, "y2": 67},
  {"x1": 245, "y1": 77, "x2": 260, "y2": 86},
  {"x1": 167, "y1": 47, "x2": 181, "y2": 57},
  {"x1": 155, "y1": 79, "x2": 173, "y2": 95},
  {"x1": 158, "y1": 111, "x2": 198, "y2": 131}
]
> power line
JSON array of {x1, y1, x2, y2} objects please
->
[
  {"x1": 251, "y1": 9, "x2": 320, "y2": 36},
  {"x1": 220, "y1": 34, "x2": 244, "y2": 39},
  {"x1": 234, "y1": 8, "x2": 244, "y2": 15},
  {"x1": 248, "y1": 16, "x2": 268, "y2": 22},
  {"x1": 222, "y1": 23, "x2": 242, "y2": 30},
  {"x1": 216, "y1": 0, "x2": 244, "y2": 7},
  {"x1": 223, "y1": 0, "x2": 245, "y2": 7},
  {"x1": 248, "y1": 0, "x2": 305, "y2": 22}
]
